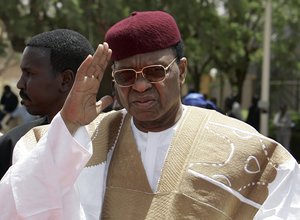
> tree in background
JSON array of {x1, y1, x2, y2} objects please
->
[
  {"x1": 271, "y1": 0, "x2": 300, "y2": 80},
  {"x1": 0, "y1": 0, "x2": 300, "y2": 103}
]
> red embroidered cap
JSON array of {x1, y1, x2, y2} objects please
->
[{"x1": 105, "y1": 11, "x2": 181, "y2": 61}]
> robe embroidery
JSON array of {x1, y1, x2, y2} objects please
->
[
  {"x1": 98, "y1": 107, "x2": 291, "y2": 219},
  {"x1": 22, "y1": 107, "x2": 293, "y2": 220}
]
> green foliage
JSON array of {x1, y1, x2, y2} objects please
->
[
  {"x1": 271, "y1": 0, "x2": 300, "y2": 79},
  {"x1": 0, "y1": 0, "x2": 299, "y2": 97}
]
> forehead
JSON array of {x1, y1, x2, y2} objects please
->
[
  {"x1": 113, "y1": 48, "x2": 174, "y2": 69},
  {"x1": 21, "y1": 46, "x2": 52, "y2": 68}
]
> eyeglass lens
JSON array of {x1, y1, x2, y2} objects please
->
[{"x1": 114, "y1": 65, "x2": 166, "y2": 86}]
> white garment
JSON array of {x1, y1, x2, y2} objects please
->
[
  {"x1": 0, "y1": 113, "x2": 92, "y2": 220},
  {"x1": 0, "y1": 112, "x2": 300, "y2": 219},
  {"x1": 1, "y1": 112, "x2": 178, "y2": 220},
  {"x1": 131, "y1": 118, "x2": 179, "y2": 192}
]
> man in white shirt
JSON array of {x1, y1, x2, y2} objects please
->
[
  {"x1": 0, "y1": 11, "x2": 300, "y2": 220},
  {"x1": 0, "y1": 29, "x2": 95, "y2": 180}
]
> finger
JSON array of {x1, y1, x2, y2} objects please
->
[
  {"x1": 86, "y1": 43, "x2": 111, "y2": 79},
  {"x1": 96, "y1": 95, "x2": 113, "y2": 114},
  {"x1": 96, "y1": 44, "x2": 112, "y2": 82},
  {"x1": 76, "y1": 55, "x2": 93, "y2": 81},
  {"x1": 87, "y1": 43, "x2": 111, "y2": 80}
]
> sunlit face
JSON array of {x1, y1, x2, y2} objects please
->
[
  {"x1": 113, "y1": 48, "x2": 187, "y2": 132},
  {"x1": 17, "y1": 46, "x2": 65, "y2": 120}
]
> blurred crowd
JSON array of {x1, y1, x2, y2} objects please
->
[{"x1": 0, "y1": 84, "x2": 38, "y2": 133}]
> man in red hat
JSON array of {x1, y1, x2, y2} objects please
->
[{"x1": 1, "y1": 11, "x2": 300, "y2": 220}]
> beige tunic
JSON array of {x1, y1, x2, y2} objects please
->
[
  {"x1": 94, "y1": 107, "x2": 291, "y2": 219},
  {"x1": 3, "y1": 106, "x2": 297, "y2": 220}
]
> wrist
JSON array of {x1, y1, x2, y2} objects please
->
[{"x1": 60, "y1": 113, "x2": 81, "y2": 135}]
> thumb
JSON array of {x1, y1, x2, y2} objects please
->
[{"x1": 96, "y1": 95, "x2": 114, "y2": 114}]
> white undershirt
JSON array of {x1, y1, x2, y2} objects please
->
[{"x1": 130, "y1": 118, "x2": 181, "y2": 192}]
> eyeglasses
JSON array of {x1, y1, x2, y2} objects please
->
[{"x1": 112, "y1": 58, "x2": 177, "y2": 87}]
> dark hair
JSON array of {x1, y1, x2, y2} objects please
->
[
  {"x1": 26, "y1": 29, "x2": 94, "y2": 74},
  {"x1": 172, "y1": 41, "x2": 185, "y2": 61}
]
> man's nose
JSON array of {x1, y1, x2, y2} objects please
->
[
  {"x1": 131, "y1": 74, "x2": 152, "y2": 92},
  {"x1": 16, "y1": 74, "x2": 26, "y2": 90}
]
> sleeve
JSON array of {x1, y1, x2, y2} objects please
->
[
  {"x1": 254, "y1": 159, "x2": 300, "y2": 220},
  {"x1": 0, "y1": 113, "x2": 92, "y2": 220}
]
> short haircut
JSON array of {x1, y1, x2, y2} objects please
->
[
  {"x1": 26, "y1": 29, "x2": 94, "y2": 74},
  {"x1": 172, "y1": 41, "x2": 185, "y2": 61}
]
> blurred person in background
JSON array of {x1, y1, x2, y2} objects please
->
[
  {"x1": 183, "y1": 90, "x2": 219, "y2": 111},
  {"x1": 273, "y1": 104, "x2": 294, "y2": 152},
  {"x1": 226, "y1": 94, "x2": 243, "y2": 121},
  {"x1": 246, "y1": 95, "x2": 260, "y2": 131},
  {"x1": 0, "y1": 29, "x2": 94, "y2": 179},
  {"x1": 0, "y1": 85, "x2": 19, "y2": 131}
]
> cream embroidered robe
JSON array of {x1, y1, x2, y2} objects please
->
[
  {"x1": 99, "y1": 107, "x2": 294, "y2": 219},
  {"x1": 1, "y1": 106, "x2": 299, "y2": 219}
]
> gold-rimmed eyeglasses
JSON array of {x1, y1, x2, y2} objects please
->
[{"x1": 112, "y1": 57, "x2": 177, "y2": 87}]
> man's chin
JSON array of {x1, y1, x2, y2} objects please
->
[
  {"x1": 20, "y1": 99, "x2": 31, "y2": 107},
  {"x1": 133, "y1": 112, "x2": 160, "y2": 124},
  {"x1": 25, "y1": 107, "x2": 40, "y2": 117}
]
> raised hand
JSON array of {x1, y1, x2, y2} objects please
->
[{"x1": 61, "y1": 42, "x2": 113, "y2": 134}]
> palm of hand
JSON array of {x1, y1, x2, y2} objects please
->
[{"x1": 61, "y1": 43, "x2": 113, "y2": 133}]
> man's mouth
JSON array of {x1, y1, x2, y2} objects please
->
[
  {"x1": 19, "y1": 91, "x2": 31, "y2": 104},
  {"x1": 133, "y1": 98, "x2": 156, "y2": 108}
]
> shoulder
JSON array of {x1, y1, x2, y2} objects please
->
[
  {"x1": 0, "y1": 117, "x2": 47, "y2": 147},
  {"x1": 209, "y1": 109, "x2": 258, "y2": 134},
  {"x1": 186, "y1": 105, "x2": 292, "y2": 162},
  {"x1": 185, "y1": 105, "x2": 258, "y2": 134}
]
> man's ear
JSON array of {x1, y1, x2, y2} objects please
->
[
  {"x1": 60, "y1": 69, "x2": 75, "y2": 92},
  {"x1": 178, "y1": 57, "x2": 187, "y2": 86}
]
